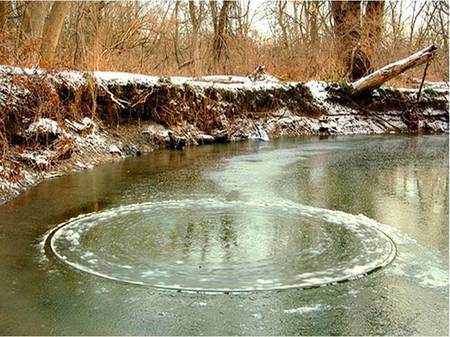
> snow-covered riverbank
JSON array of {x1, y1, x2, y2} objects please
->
[{"x1": 0, "y1": 66, "x2": 448, "y2": 204}]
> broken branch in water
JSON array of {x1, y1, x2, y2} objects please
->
[{"x1": 350, "y1": 45, "x2": 437, "y2": 96}]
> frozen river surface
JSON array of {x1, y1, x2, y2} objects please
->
[{"x1": 0, "y1": 135, "x2": 448, "y2": 335}]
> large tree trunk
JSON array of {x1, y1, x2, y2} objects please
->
[
  {"x1": 87, "y1": 2, "x2": 105, "y2": 70},
  {"x1": 0, "y1": 1, "x2": 9, "y2": 32},
  {"x1": 276, "y1": 0, "x2": 289, "y2": 49},
  {"x1": 210, "y1": 1, "x2": 218, "y2": 35},
  {"x1": 212, "y1": 0, "x2": 231, "y2": 67},
  {"x1": 173, "y1": 1, "x2": 181, "y2": 66},
  {"x1": 39, "y1": 1, "x2": 71, "y2": 66},
  {"x1": 363, "y1": 1, "x2": 385, "y2": 69},
  {"x1": 332, "y1": 1, "x2": 365, "y2": 81},
  {"x1": 308, "y1": 1, "x2": 319, "y2": 46},
  {"x1": 188, "y1": 1, "x2": 204, "y2": 73},
  {"x1": 351, "y1": 45, "x2": 437, "y2": 96},
  {"x1": 71, "y1": 2, "x2": 84, "y2": 67},
  {"x1": 21, "y1": 1, "x2": 49, "y2": 39}
]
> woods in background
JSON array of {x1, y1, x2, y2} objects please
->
[{"x1": 0, "y1": 0, "x2": 448, "y2": 83}]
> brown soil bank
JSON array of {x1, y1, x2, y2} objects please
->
[{"x1": 0, "y1": 66, "x2": 448, "y2": 204}]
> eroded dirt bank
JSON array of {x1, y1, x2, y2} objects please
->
[{"x1": 0, "y1": 65, "x2": 448, "y2": 204}]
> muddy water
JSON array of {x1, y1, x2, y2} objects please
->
[{"x1": 0, "y1": 135, "x2": 448, "y2": 335}]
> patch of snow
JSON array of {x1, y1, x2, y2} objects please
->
[
  {"x1": 306, "y1": 81, "x2": 358, "y2": 117},
  {"x1": 44, "y1": 172, "x2": 64, "y2": 179},
  {"x1": 421, "y1": 120, "x2": 449, "y2": 133},
  {"x1": 249, "y1": 122, "x2": 270, "y2": 141},
  {"x1": 193, "y1": 75, "x2": 250, "y2": 84},
  {"x1": 109, "y1": 144, "x2": 121, "y2": 154},
  {"x1": 409, "y1": 78, "x2": 449, "y2": 90},
  {"x1": 171, "y1": 75, "x2": 291, "y2": 91},
  {"x1": 197, "y1": 134, "x2": 215, "y2": 144},
  {"x1": 66, "y1": 117, "x2": 96, "y2": 134},
  {"x1": 306, "y1": 81, "x2": 329, "y2": 101},
  {"x1": 57, "y1": 71, "x2": 87, "y2": 89},
  {"x1": 397, "y1": 87, "x2": 449, "y2": 95},
  {"x1": 86, "y1": 133, "x2": 106, "y2": 146},
  {"x1": 26, "y1": 118, "x2": 61, "y2": 135},
  {"x1": 0, "y1": 64, "x2": 45, "y2": 77},
  {"x1": 18, "y1": 152, "x2": 51, "y2": 167},
  {"x1": 94, "y1": 71, "x2": 159, "y2": 86},
  {"x1": 74, "y1": 162, "x2": 87, "y2": 170},
  {"x1": 142, "y1": 124, "x2": 170, "y2": 139}
]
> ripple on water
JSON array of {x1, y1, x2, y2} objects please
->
[{"x1": 47, "y1": 199, "x2": 396, "y2": 292}]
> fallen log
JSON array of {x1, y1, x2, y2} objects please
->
[{"x1": 350, "y1": 45, "x2": 437, "y2": 96}]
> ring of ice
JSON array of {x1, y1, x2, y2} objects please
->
[{"x1": 47, "y1": 199, "x2": 396, "y2": 292}]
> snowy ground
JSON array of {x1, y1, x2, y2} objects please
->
[{"x1": 0, "y1": 66, "x2": 448, "y2": 205}]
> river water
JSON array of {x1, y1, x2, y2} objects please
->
[{"x1": 0, "y1": 135, "x2": 448, "y2": 335}]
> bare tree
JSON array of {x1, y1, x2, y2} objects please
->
[
  {"x1": 276, "y1": 0, "x2": 289, "y2": 49},
  {"x1": 21, "y1": 1, "x2": 49, "y2": 40},
  {"x1": 332, "y1": 1, "x2": 386, "y2": 81},
  {"x1": 212, "y1": 0, "x2": 232, "y2": 67},
  {"x1": 0, "y1": 0, "x2": 445, "y2": 84},
  {"x1": 364, "y1": 1, "x2": 385, "y2": 66},
  {"x1": 188, "y1": 1, "x2": 205, "y2": 72},
  {"x1": 408, "y1": 0, "x2": 427, "y2": 48},
  {"x1": 308, "y1": 1, "x2": 319, "y2": 47},
  {"x1": 332, "y1": 1, "x2": 365, "y2": 80},
  {"x1": 173, "y1": 1, "x2": 181, "y2": 67},
  {"x1": 0, "y1": 1, "x2": 9, "y2": 32},
  {"x1": 40, "y1": 1, "x2": 71, "y2": 66},
  {"x1": 430, "y1": 0, "x2": 449, "y2": 51}
]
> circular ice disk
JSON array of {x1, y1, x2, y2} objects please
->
[{"x1": 47, "y1": 199, "x2": 396, "y2": 292}]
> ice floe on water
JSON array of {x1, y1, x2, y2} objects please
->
[{"x1": 45, "y1": 198, "x2": 397, "y2": 292}]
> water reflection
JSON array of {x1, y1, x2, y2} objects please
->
[{"x1": 278, "y1": 136, "x2": 448, "y2": 257}]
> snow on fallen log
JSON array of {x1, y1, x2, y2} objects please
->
[{"x1": 350, "y1": 45, "x2": 437, "y2": 96}]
